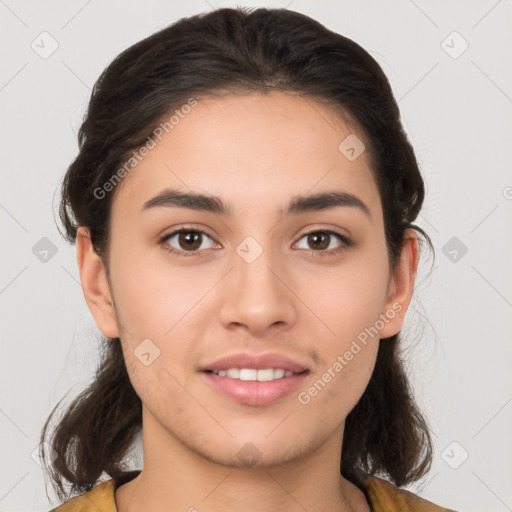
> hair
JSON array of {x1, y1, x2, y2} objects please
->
[{"x1": 41, "y1": 6, "x2": 435, "y2": 501}]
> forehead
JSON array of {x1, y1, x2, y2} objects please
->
[{"x1": 110, "y1": 91, "x2": 381, "y2": 222}]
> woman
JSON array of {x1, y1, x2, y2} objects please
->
[{"x1": 41, "y1": 6, "x2": 456, "y2": 511}]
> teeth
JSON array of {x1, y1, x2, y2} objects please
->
[
  {"x1": 211, "y1": 368, "x2": 295, "y2": 381},
  {"x1": 226, "y1": 368, "x2": 240, "y2": 379}
]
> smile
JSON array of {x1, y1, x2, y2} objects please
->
[
  {"x1": 208, "y1": 368, "x2": 296, "y2": 381},
  {"x1": 201, "y1": 369, "x2": 309, "y2": 406}
]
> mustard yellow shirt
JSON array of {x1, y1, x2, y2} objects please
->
[{"x1": 49, "y1": 471, "x2": 456, "y2": 511}]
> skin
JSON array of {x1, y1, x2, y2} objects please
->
[{"x1": 76, "y1": 91, "x2": 419, "y2": 512}]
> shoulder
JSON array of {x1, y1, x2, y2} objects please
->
[
  {"x1": 47, "y1": 473, "x2": 457, "y2": 512},
  {"x1": 48, "y1": 479, "x2": 117, "y2": 512},
  {"x1": 362, "y1": 476, "x2": 458, "y2": 512}
]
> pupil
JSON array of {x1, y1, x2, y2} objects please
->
[
  {"x1": 310, "y1": 232, "x2": 328, "y2": 250},
  {"x1": 181, "y1": 231, "x2": 201, "y2": 250}
]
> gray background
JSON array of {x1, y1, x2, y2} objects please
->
[{"x1": 1, "y1": 1, "x2": 511, "y2": 511}]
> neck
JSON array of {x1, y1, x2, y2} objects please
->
[{"x1": 115, "y1": 408, "x2": 370, "y2": 512}]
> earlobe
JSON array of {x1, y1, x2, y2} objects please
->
[
  {"x1": 379, "y1": 229, "x2": 420, "y2": 339},
  {"x1": 76, "y1": 227, "x2": 120, "y2": 339}
]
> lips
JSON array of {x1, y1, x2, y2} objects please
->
[
  {"x1": 201, "y1": 370, "x2": 309, "y2": 406},
  {"x1": 199, "y1": 351, "x2": 310, "y2": 374}
]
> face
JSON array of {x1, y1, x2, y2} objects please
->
[{"x1": 77, "y1": 91, "x2": 416, "y2": 470}]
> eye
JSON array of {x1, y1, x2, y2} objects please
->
[
  {"x1": 159, "y1": 228, "x2": 217, "y2": 257},
  {"x1": 159, "y1": 227, "x2": 351, "y2": 258},
  {"x1": 294, "y1": 230, "x2": 351, "y2": 257}
]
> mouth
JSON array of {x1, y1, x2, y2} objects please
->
[
  {"x1": 200, "y1": 368, "x2": 310, "y2": 406},
  {"x1": 203, "y1": 368, "x2": 308, "y2": 381}
]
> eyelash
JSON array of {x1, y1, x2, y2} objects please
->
[{"x1": 158, "y1": 227, "x2": 352, "y2": 258}]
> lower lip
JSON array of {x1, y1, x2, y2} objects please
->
[{"x1": 201, "y1": 371, "x2": 309, "y2": 406}]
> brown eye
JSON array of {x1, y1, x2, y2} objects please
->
[
  {"x1": 294, "y1": 230, "x2": 351, "y2": 257},
  {"x1": 306, "y1": 232, "x2": 330, "y2": 250},
  {"x1": 160, "y1": 228, "x2": 216, "y2": 256},
  {"x1": 177, "y1": 231, "x2": 203, "y2": 251}
]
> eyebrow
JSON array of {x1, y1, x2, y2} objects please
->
[{"x1": 142, "y1": 188, "x2": 372, "y2": 220}]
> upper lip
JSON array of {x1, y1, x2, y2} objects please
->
[{"x1": 199, "y1": 352, "x2": 310, "y2": 373}]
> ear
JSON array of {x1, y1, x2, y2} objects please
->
[
  {"x1": 76, "y1": 227, "x2": 120, "y2": 339},
  {"x1": 378, "y1": 229, "x2": 420, "y2": 339}
]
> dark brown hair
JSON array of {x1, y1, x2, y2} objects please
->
[{"x1": 41, "y1": 6, "x2": 435, "y2": 501}]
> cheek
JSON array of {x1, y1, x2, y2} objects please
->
[
  {"x1": 291, "y1": 253, "x2": 387, "y2": 413},
  {"x1": 109, "y1": 246, "x2": 213, "y2": 339},
  {"x1": 295, "y1": 253, "x2": 390, "y2": 341},
  {"x1": 110, "y1": 250, "x2": 210, "y2": 385},
  {"x1": 297, "y1": 339, "x2": 379, "y2": 427},
  {"x1": 333, "y1": 344, "x2": 378, "y2": 414}
]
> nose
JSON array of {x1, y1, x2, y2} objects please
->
[{"x1": 219, "y1": 242, "x2": 296, "y2": 336}]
